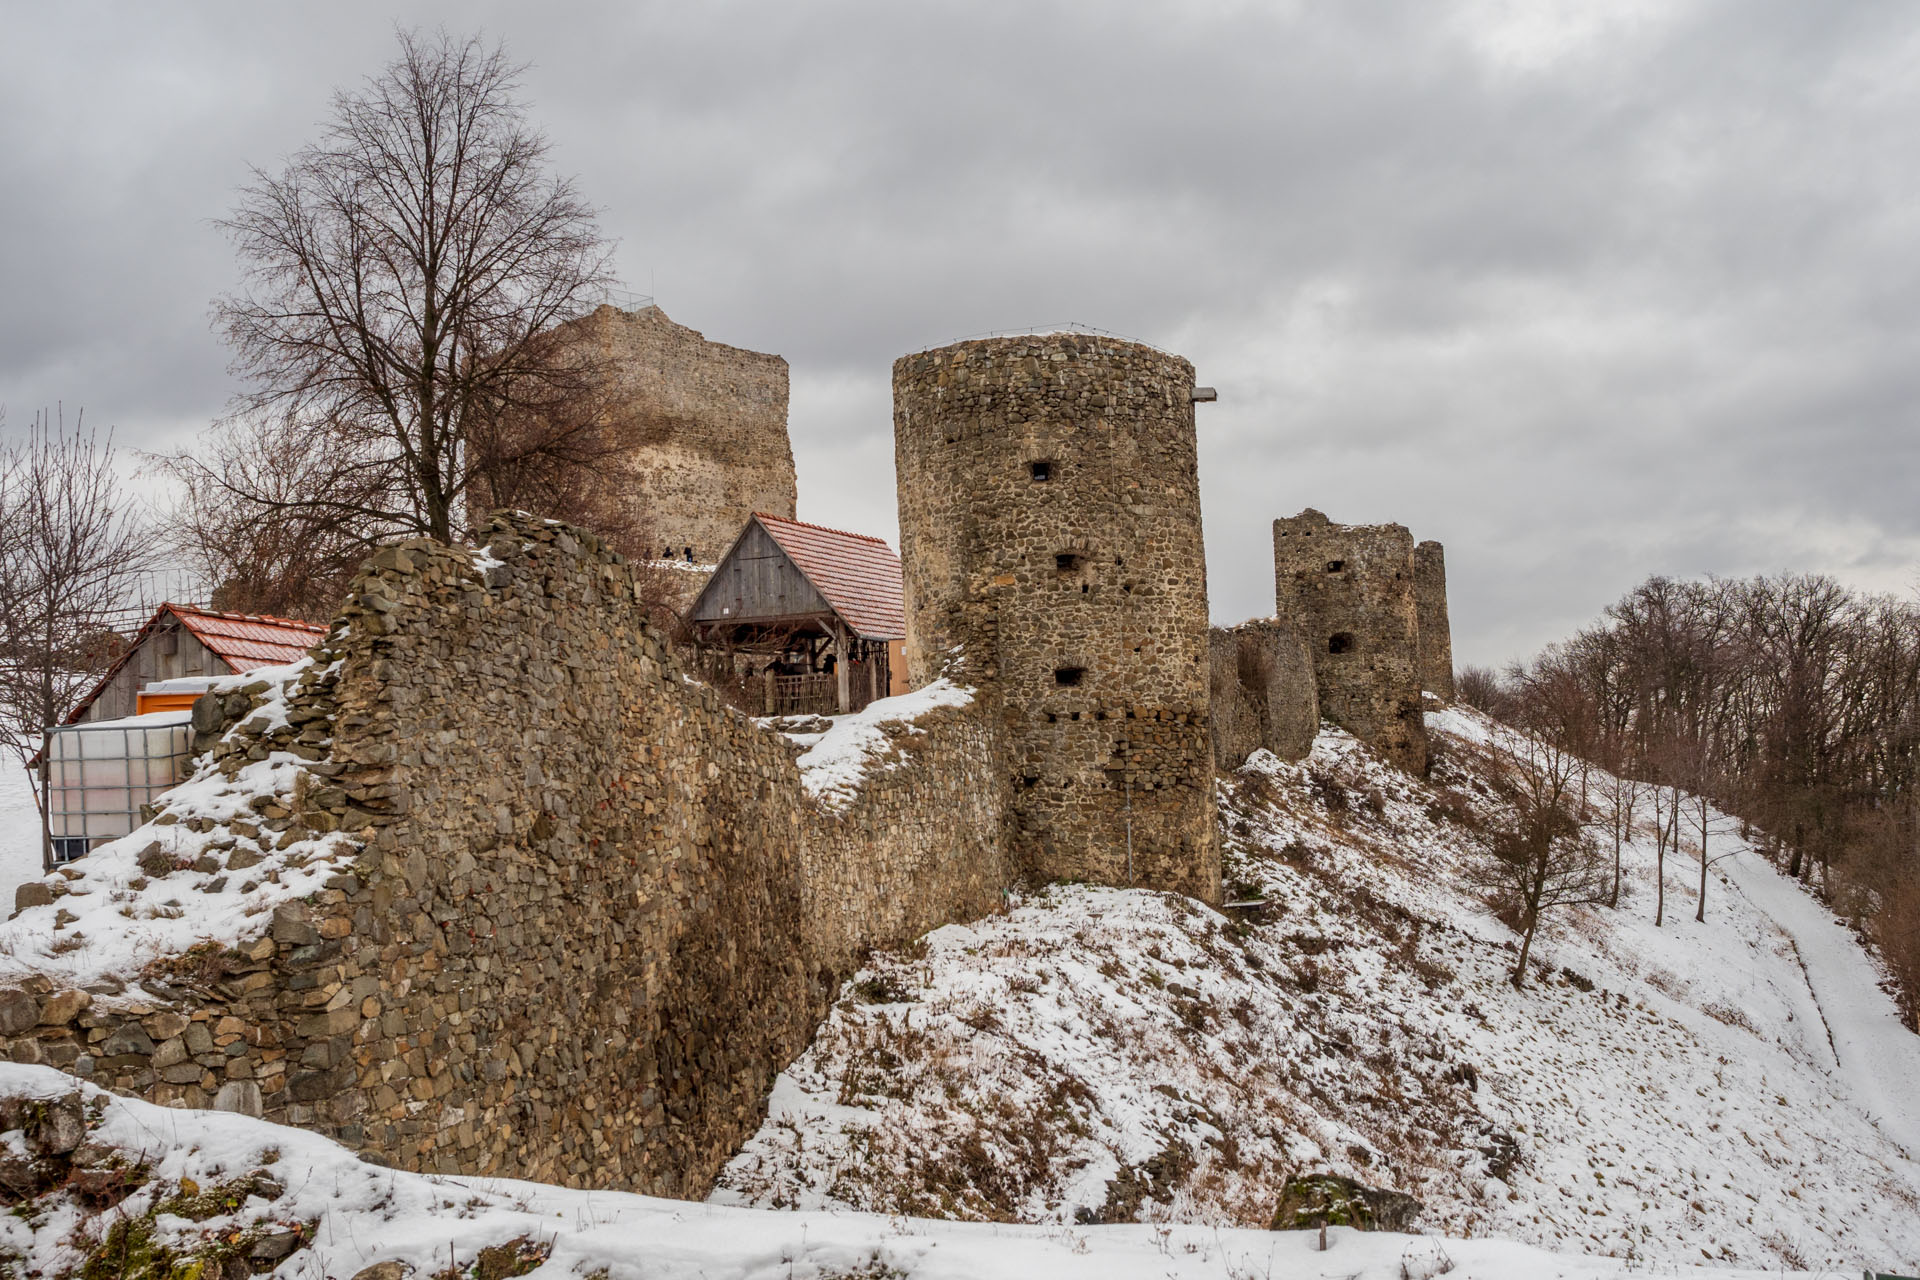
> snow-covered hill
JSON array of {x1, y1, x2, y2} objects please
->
[
  {"x1": 714, "y1": 707, "x2": 1920, "y2": 1273},
  {"x1": 0, "y1": 1062, "x2": 1861, "y2": 1279}
]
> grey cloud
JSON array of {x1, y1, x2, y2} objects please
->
[{"x1": 3, "y1": 0, "x2": 1917, "y2": 666}]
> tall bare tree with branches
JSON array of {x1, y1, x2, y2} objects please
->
[{"x1": 173, "y1": 27, "x2": 619, "y2": 609}]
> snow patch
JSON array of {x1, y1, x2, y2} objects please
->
[
  {"x1": 0, "y1": 661, "x2": 355, "y2": 993},
  {"x1": 774, "y1": 679, "x2": 975, "y2": 809}
]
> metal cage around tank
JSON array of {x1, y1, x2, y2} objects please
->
[{"x1": 39, "y1": 710, "x2": 195, "y2": 865}]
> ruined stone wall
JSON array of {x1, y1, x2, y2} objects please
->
[
  {"x1": 1, "y1": 513, "x2": 1020, "y2": 1200},
  {"x1": 554, "y1": 304, "x2": 796, "y2": 563},
  {"x1": 1209, "y1": 620, "x2": 1319, "y2": 771},
  {"x1": 893, "y1": 334, "x2": 1219, "y2": 902},
  {"x1": 1273, "y1": 510, "x2": 1427, "y2": 775},
  {"x1": 799, "y1": 700, "x2": 1012, "y2": 975},
  {"x1": 1414, "y1": 541, "x2": 1456, "y2": 705}
]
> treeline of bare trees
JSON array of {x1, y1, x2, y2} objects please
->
[{"x1": 1462, "y1": 573, "x2": 1920, "y2": 1026}]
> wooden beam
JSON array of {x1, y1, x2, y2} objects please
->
[{"x1": 834, "y1": 623, "x2": 850, "y2": 714}]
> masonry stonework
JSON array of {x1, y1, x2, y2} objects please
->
[
  {"x1": 1273, "y1": 509, "x2": 1428, "y2": 775},
  {"x1": 557, "y1": 305, "x2": 796, "y2": 564},
  {"x1": 1, "y1": 513, "x2": 1015, "y2": 1199},
  {"x1": 1413, "y1": 540, "x2": 1456, "y2": 705},
  {"x1": 800, "y1": 702, "x2": 1012, "y2": 974},
  {"x1": 892, "y1": 334, "x2": 1219, "y2": 902},
  {"x1": 1209, "y1": 620, "x2": 1319, "y2": 771}
]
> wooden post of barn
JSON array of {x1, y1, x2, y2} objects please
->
[
  {"x1": 834, "y1": 622, "x2": 851, "y2": 714},
  {"x1": 868, "y1": 641, "x2": 881, "y2": 707},
  {"x1": 763, "y1": 666, "x2": 776, "y2": 716}
]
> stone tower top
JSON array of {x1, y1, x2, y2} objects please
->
[
  {"x1": 1273, "y1": 509, "x2": 1428, "y2": 774},
  {"x1": 539, "y1": 304, "x2": 797, "y2": 565}
]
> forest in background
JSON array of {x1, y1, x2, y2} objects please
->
[{"x1": 1463, "y1": 573, "x2": 1920, "y2": 1027}]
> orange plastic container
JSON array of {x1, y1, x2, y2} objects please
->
[{"x1": 135, "y1": 691, "x2": 204, "y2": 715}]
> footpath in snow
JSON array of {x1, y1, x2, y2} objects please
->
[{"x1": 1722, "y1": 851, "x2": 1920, "y2": 1161}]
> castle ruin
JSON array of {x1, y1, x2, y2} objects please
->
[
  {"x1": 1273, "y1": 509, "x2": 1429, "y2": 774},
  {"x1": 892, "y1": 334, "x2": 1219, "y2": 902},
  {"x1": 1, "y1": 313, "x2": 1471, "y2": 1206}
]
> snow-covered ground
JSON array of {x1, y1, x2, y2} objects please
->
[
  {"x1": 717, "y1": 708, "x2": 1920, "y2": 1273},
  {"x1": 0, "y1": 1062, "x2": 1850, "y2": 1279},
  {"x1": 0, "y1": 753, "x2": 44, "y2": 911},
  {"x1": 0, "y1": 660, "x2": 357, "y2": 991}
]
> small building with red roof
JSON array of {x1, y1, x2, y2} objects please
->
[
  {"x1": 66, "y1": 604, "x2": 328, "y2": 725},
  {"x1": 687, "y1": 513, "x2": 908, "y2": 716}
]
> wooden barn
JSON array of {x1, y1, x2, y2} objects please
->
[
  {"x1": 687, "y1": 513, "x2": 908, "y2": 716},
  {"x1": 64, "y1": 604, "x2": 328, "y2": 724}
]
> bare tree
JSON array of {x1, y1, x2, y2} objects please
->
[
  {"x1": 1596, "y1": 769, "x2": 1642, "y2": 909},
  {"x1": 164, "y1": 417, "x2": 383, "y2": 620},
  {"x1": 1467, "y1": 730, "x2": 1612, "y2": 987},
  {"x1": 185, "y1": 27, "x2": 618, "y2": 572},
  {"x1": 0, "y1": 410, "x2": 154, "y2": 864}
]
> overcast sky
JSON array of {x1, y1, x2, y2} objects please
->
[{"x1": 4, "y1": 1, "x2": 1918, "y2": 665}]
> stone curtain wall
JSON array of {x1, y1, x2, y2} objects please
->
[
  {"x1": 301, "y1": 518, "x2": 823, "y2": 1195},
  {"x1": 2, "y1": 512, "x2": 1020, "y2": 1199},
  {"x1": 1413, "y1": 541, "x2": 1456, "y2": 705},
  {"x1": 1208, "y1": 621, "x2": 1319, "y2": 771},
  {"x1": 1273, "y1": 509, "x2": 1428, "y2": 775},
  {"x1": 800, "y1": 700, "x2": 1013, "y2": 974},
  {"x1": 893, "y1": 334, "x2": 1220, "y2": 903},
  {"x1": 560, "y1": 305, "x2": 796, "y2": 563}
]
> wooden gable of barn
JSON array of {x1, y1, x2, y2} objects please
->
[{"x1": 689, "y1": 518, "x2": 836, "y2": 627}]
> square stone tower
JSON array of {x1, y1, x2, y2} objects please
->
[
  {"x1": 1413, "y1": 540, "x2": 1456, "y2": 705},
  {"x1": 531, "y1": 304, "x2": 797, "y2": 565},
  {"x1": 893, "y1": 333, "x2": 1220, "y2": 903},
  {"x1": 1273, "y1": 509, "x2": 1428, "y2": 774}
]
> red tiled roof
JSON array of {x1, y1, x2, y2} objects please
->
[
  {"x1": 64, "y1": 604, "x2": 328, "y2": 724},
  {"x1": 172, "y1": 606, "x2": 329, "y2": 672},
  {"x1": 752, "y1": 514, "x2": 907, "y2": 641}
]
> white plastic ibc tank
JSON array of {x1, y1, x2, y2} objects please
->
[{"x1": 42, "y1": 710, "x2": 194, "y2": 856}]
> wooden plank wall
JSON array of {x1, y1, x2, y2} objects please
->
[
  {"x1": 690, "y1": 521, "x2": 833, "y2": 625},
  {"x1": 84, "y1": 624, "x2": 226, "y2": 723}
]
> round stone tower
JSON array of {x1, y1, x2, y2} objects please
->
[
  {"x1": 1273, "y1": 508, "x2": 1428, "y2": 774},
  {"x1": 893, "y1": 333, "x2": 1219, "y2": 902}
]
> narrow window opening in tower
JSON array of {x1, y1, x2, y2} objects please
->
[
  {"x1": 1029, "y1": 460, "x2": 1053, "y2": 482},
  {"x1": 1326, "y1": 559, "x2": 1345, "y2": 573},
  {"x1": 1055, "y1": 666, "x2": 1086, "y2": 687},
  {"x1": 1081, "y1": 583, "x2": 1089, "y2": 594},
  {"x1": 1056, "y1": 552, "x2": 1085, "y2": 572},
  {"x1": 1329, "y1": 632, "x2": 1356, "y2": 655}
]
